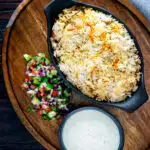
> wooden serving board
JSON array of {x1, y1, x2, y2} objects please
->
[{"x1": 2, "y1": 0, "x2": 150, "y2": 149}]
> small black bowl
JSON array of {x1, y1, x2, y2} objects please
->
[
  {"x1": 44, "y1": 0, "x2": 148, "y2": 112},
  {"x1": 58, "y1": 107, "x2": 124, "y2": 150}
]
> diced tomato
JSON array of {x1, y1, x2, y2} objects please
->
[
  {"x1": 37, "y1": 109, "x2": 43, "y2": 115},
  {"x1": 40, "y1": 87, "x2": 45, "y2": 93},
  {"x1": 43, "y1": 93, "x2": 47, "y2": 97},
  {"x1": 26, "y1": 75, "x2": 29, "y2": 79},
  {"x1": 40, "y1": 88, "x2": 43, "y2": 93},
  {"x1": 25, "y1": 75, "x2": 29, "y2": 82},
  {"x1": 32, "y1": 62, "x2": 36, "y2": 67},
  {"x1": 29, "y1": 67, "x2": 36, "y2": 74},
  {"x1": 41, "y1": 62, "x2": 45, "y2": 66},
  {"x1": 37, "y1": 91, "x2": 41, "y2": 97},
  {"x1": 30, "y1": 67, "x2": 34, "y2": 71},
  {"x1": 25, "y1": 78, "x2": 29, "y2": 82},
  {"x1": 45, "y1": 107, "x2": 51, "y2": 113},
  {"x1": 32, "y1": 70, "x2": 35, "y2": 74},
  {"x1": 41, "y1": 103, "x2": 52, "y2": 112},
  {"x1": 52, "y1": 90, "x2": 58, "y2": 97}
]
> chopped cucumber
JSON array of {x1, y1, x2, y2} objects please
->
[
  {"x1": 58, "y1": 104, "x2": 68, "y2": 110},
  {"x1": 34, "y1": 88, "x2": 39, "y2": 93},
  {"x1": 47, "y1": 94, "x2": 51, "y2": 99},
  {"x1": 58, "y1": 91, "x2": 62, "y2": 96},
  {"x1": 64, "y1": 89, "x2": 70, "y2": 97},
  {"x1": 57, "y1": 85, "x2": 62, "y2": 91},
  {"x1": 24, "y1": 54, "x2": 32, "y2": 62},
  {"x1": 53, "y1": 78, "x2": 59, "y2": 84},
  {"x1": 58, "y1": 104, "x2": 64, "y2": 109},
  {"x1": 33, "y1": 80, "x2": 40, "y2": 86},
  {"x1": 39, "y1": 82, "x2": 47, "y2": 89},
  {"x1": 36, "y1": 64, "x2": 43, "y2": 70},
  {"x1": 51, "y1": 117, "x2": 56, "y2": 120},
  {"x1": 31, "y1": 96, "x2": 40, "y2": 106},
  {"x1": 42, "y1": 110, "x2": 47, "y2": 115},
  {"x1": 46, "y1": 70, "x2": 53, "y2": 78},
  {"x1": 57, "y1": 98, "x2": 66, "y2": 102},
  {"x1": 27, "y1": 104, "x2": 34, "y2": 112},
  {"x1": 42, "y1": 114, "x2": 48, "y2": 120},
  {"x1": 27, "y1": 90, "x2": 36, "y2": 97},
  {"x1": 46, "y1": 84, "x2": 53, "y2": 91},
  {"x1": 30, "y1": 108, "x2": 35, "y2": 112},
  {"x1": 51, "y1": 70, "x2": 57, "y2": 76},
  {"x1": 33, "y1": 76, "x2": 42, "y2": 85},
  {"x1": 33, "y1": 76, "x2": 42, "y2": 81},
  {"x1": 51, "y1": 107, "x2": 57, "y2": 111},
  {"x1": 27, "y1": 107, "x2": 32, "y2": 112},
  {"x1": 47, "y1": 111, "x2": 57, "y2": 119},
  {"x1": 40, "y1": 57, "x2": 45, "y2": 63},
  {"x1": 43, "y1": 77, "x2": 49, "y2": 83},
  {"x1": 45, "y1": 58, "x2": 50, "y2": 65},
  {"x1": 48, "y1": 74, "x2": 53, "y2": 79}
]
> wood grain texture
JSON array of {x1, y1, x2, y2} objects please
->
[
  {"x1": 118, "y1": 0, "x2": 150, "y2": 32},
  {"x1": 2, "y1": 0, "x2": 150, "y2": 149}
]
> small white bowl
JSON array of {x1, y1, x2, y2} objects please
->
[{"x1": 59, "y1": 107, "x2": 124, "y2": 150}]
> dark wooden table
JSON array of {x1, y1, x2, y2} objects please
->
[{"x1": 0, "y1": 1, "x2": 44, "y2": 149}]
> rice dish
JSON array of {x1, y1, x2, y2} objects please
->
[{"x1": 51, "y1": 6, "x2": 141, "y2": 102}]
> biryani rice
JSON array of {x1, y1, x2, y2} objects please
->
[{"x1": 51, "y1": 6, "x2": 141, "y2": 102}]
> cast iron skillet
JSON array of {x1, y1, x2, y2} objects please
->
[{"x1": 44, "y1": 0, "x2": 148, "y2": 112}]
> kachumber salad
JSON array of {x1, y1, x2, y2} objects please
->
[
  {"x1": 51, "y1": 6, "x2": 141, "y2": 102},
  {"x1": 22, "y1": 53, "x2": 71, "y2": 120}
]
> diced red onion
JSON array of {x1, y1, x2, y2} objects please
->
[{"x1": 54, "y1": 84, "x2": 58, "y2": 89}]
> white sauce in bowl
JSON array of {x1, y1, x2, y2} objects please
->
[{"x1": 62, "y1": 109, "x2": 120, "y2": 150}]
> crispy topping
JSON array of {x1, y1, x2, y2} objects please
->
[
  {"x1": 112, "y1": 58, "x2": 119, "y2": 69},
  {"x1": 99, "y1": 32, "x2": 107, "y2": 41}
]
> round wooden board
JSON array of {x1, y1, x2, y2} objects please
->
[{"x1": 2, "y1": 0, "x2": 150, "y2": 149}]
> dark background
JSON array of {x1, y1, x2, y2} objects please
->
[{"x1": 0, "y1": 0, "x2": 44, "y2": 149}]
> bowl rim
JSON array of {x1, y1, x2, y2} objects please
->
[{"x1": 58, "y1": 106, "x2": 124, "y2": 150}]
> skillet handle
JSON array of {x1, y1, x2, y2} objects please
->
[
  {"x1": 128, "y1": 73, "x2": 149, "y2": 111},
  {"x1": 113, "y1": 73, "x2": 149, "y2": 112}
]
